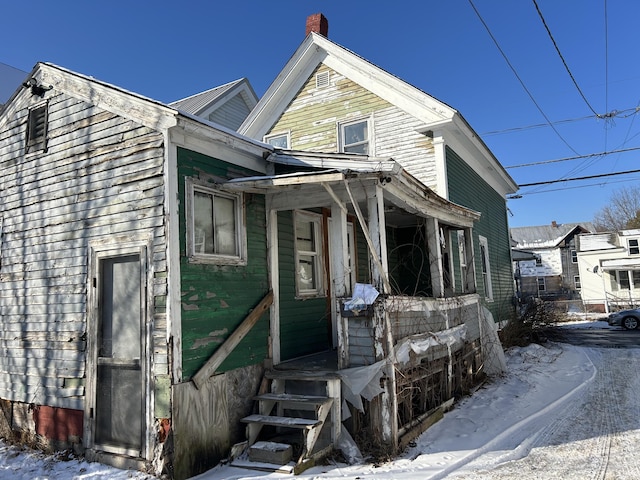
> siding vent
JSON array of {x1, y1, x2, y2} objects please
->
[
  {"x1": 316, "y1": 71, "x2": 330, "y2": 89},
  {"x1": 26, "y1": 104, "x2": 48, "y2": 153}
]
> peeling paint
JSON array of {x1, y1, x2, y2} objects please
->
[
  {"x1": 182, "y1": 303, "x2": 199, "y2": 311},
  {"x1": 219, "y1": 299, "x2": 229, "y2": 308},
  {"x1": 188, "y1": 294, "x2": 198, "y2": 301},
  {"x1": 206, "y1": 291, "x2": 217, "y2": 299}
]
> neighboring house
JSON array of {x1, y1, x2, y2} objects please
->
[
  {"x1": 511, "y1": 221, "x2": 594, "y2": 302},
  {"x1": 0, "y1": 15, "x2": 519, "y2": 480},
  {"x1": 169, "y1": 78, "x2": 258, "y2": 131},
  {"x1": 577, "y1": 229, "x2": 640, "y2": 312}
]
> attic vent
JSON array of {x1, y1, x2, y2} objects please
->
[
  {"x1": 316, "y1": 71, "x2": 330, "y2": 89},
  {"x1": 26, "y1": 104, "x2": 48, "y2": 153}
]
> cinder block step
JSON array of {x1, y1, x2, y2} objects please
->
[
  {"x1": 241, "y1": 414, "x2": 321, "y2": 429},
  {"x1": 249, "y1": 441, "x2": 292, "y2": 465}
]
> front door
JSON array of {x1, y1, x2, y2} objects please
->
[{"x1": 88, "y1": 247, "x2": 147, "y2": 457}]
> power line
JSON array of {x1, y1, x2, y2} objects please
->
[
  {"x1": 508, "y1": 174, "x2": 640, "y2": 198},
  {"x1": 467, "y1": 0, "x2": 581, "y2": 156},
  {"x1": 517, "y1": 167, "x2": 640, "y2": 188},
  {"x1": 505, "y1": 146, "x2": 640, "y2": 169},
  {"x1": 532, "y1": 0, "x2": 602, "y2": 118}
]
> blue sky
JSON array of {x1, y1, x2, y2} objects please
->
[{"x1": 2, "y1": 1, "x2": 639, "y2": 228}]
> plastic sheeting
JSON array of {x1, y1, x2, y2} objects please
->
[
  {"x1": 394, "y1": 324, "x2": 468, "y2": 366},
  {"x1": 338, "y1": 360, "x2": 387, "y2": 420},
  {"x1": 480, "y1": 306, "x2": 507, "y2": 375}
]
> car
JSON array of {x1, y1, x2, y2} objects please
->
[{"x1": 608, "y1": 308, "x2": 640, "y2": 330}]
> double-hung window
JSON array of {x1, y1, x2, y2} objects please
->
[
  {"x1": 186, "y1": 178, "x2": 245, "y2": 265},
  {"x1": 628, "y1": 239, "x2": 639, "y2": 255},
  {"x1": 294, "y1": 211, "x2": 324, "y2": 297},
  {"x1": 479, "y1": 236, "x2": 493, "y2": 301},
  {"x1": 340, "y1": 119, "x2": 369, "y2": 154}
]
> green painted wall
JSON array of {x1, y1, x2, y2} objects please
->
[
  {"x1": 446, "y1": 147, "x2": 516, "y2": 322},
  {"x1": 177, "y1": 147, "x2": 270, "y2": 378},
  {"x1": 277, "y1": 210, "x2": 330, "y2": 360}
]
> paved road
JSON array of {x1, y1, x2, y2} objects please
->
[{"x1": 545, "y1": 326, "x2": 640, "y2": 348}]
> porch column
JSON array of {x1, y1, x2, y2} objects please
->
[
  {"x1": 426, "y1": 217, "x2": 445, "y2": 297},
  {"x1": 330, "y1": 202, "x2": 349, "y2": 350},
  {"x1": 367, "y1": 184, "x2": 389, "y2": 294},
  {"x1": 266, "y1": 200, "x2": 281, "y2": 365}
]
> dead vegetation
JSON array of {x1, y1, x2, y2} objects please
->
[{"x1": 500, "y1": 299, "x2": 564, "y2": 348}]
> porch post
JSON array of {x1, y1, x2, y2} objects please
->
[
  {"x1": 267, "y1": 201, "x2": 281, "y2": 365},
  {"x1": 330, "y1": 203, "x2": 349, "y2": 351},
  {"x1": 426, "y1": 217, "x2": 445, "y2": 297},
  {"x1": 367, "y1": 184, "x2": 389, "y2": 294}
]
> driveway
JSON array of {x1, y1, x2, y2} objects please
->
[{"x1": 545, "y1": 322, "x2": 640, "y2": 348}]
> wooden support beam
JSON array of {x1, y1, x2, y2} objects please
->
[{"x1": 192, "y1": 290, "x2": 274, "y2": 389}]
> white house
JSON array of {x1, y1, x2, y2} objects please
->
[{"x1": 577, "y1": 229, "x2": 640, "y2": 313}]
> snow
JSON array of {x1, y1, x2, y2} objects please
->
[{"x1": 2, "y1": 319, "x2": 638, "y2": 480}]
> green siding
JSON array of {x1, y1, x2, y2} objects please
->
[
  {"x1": 177, "y1": 147, "x2": 269, "y2": 378},
  {"x1": 277, "y1": 211, "x2": 330, "y2": 360},
  {"x1": 446, "y1": 147, "x2": 516, "y2": 322}
]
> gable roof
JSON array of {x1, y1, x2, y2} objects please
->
[
  {"x1": 239, "y1": 32, "x2": 517, "y2": 196},
  {"x1": 170, "y1": 78, "x2": 257, "y2": 125},
  {"x1": 511, "y1": 222, "x2": 596, "y2": 249}
]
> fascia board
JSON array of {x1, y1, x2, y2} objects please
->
[
  {"x1": 38, "y1": 63, "x2": 178, "y2": 131},
  {"x1": 240, "y1": 35, "x2": 327, "y2": 138}
]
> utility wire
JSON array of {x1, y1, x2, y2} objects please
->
[
  {"x1": 506, "y1": 146, "x2": 640, "y2": 169},
  {"x1": 532, "y1": 0, "x2": 602, "y2": 118},
  {"x1": 509, "y1": 174, "x2": 640, "y2": 197},
  {"x1": 467, "y1": 0, "x2": 581, "y2": 156},
  {"x1": 517, "y1": 167, "x2": 640, "y2": 188}
]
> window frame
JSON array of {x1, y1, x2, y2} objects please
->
[
  {"x1": 185, "y1": 178, "x2": 247, "y2": 265},
  {"x1": 294, "y1": 210, "x2": 325, "y2": 298},
  {"x1": 537, "y1": 277, "x2": 546, "y2": 291},
  {"x1": 628, "y1": 238, "x2": 639, "y2": 255},
  {"x1": 264, "y1": 132, "x2": 290, "y2": 149},
  {"x1": 339, "y1": 118, "x2": 371, "y2": 155},
  {"x1": 571, "y1": 249, "x2": 578, "y2": 263},
  {"x1": 479, "y1": 236, "x2": 493, "y2": 301},
  {"x1": 574, "y1": 275, "x2": 581, "y2": 289},
  {"x1": 25, "y1": 102, "x2": 48, "y2": 154}
]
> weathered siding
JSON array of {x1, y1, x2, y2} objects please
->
[
  {"x1": 0, "y1": 90, "x2": 168, "y2": 410},
  {"x1": 446, "y1": 147, "x2": 515, "y2": 322},
  {"x1": 267, "y1": 65, "x2": 439, "y2": 189},
  {"x1": 177, "y1": 147, "x2": 269, "y2": 378}
]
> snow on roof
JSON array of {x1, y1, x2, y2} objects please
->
[{"x1": 511, "y1": 222, "x2": 595, "y2": 249}]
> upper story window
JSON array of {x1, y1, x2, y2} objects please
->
[
  {"x1": 535, "y1": 256, "x2": 542, "y2": 266},
  {"x1": 264, "y1": 132, "x2": 289, "y2": 149},
  {"x1": 628, "y1": 239, "x2": 639, "y2": 255},
  {"x1": 537, "y1": 277, "x2": 546, "y2": 291},
  {"x1": 186, "y1": 178, "x2": 246, "y2": 265},
  {"x1": 294, "y1": 211, "x2": 325, "y2": 297},
  {"x1": 340, "y1": 119, "x2": 369, "y2": 154},
  {"x1": 571, "y1": 249, "x2": 578, "y2": 263},
  {"x1": 26, "y1": 103, "x2": 48, "y2": 153}
]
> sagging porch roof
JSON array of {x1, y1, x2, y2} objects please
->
[{"x1": 222, "y1": 154, "x2": 480, "y2": 229}]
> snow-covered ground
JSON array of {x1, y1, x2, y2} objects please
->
[{"x1": 2, "y1": 318, "x2": 638, "y2": 480}]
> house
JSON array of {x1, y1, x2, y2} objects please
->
[
  {"x1": 510, "y1": 221, "x2": 594, "y2": 303},
  {"x1": 576, "y1": 229, "x2": 640, "y2": 312},
  {"x1": 0, "y1": 14, "x2": 518, "y2": 480}
]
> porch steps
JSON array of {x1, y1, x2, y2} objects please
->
[{"x1": 232, "y1": 369, "x2": 341, "y2": 474}]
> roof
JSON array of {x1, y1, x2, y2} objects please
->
[
  {"x1": 169, "y1": 78, "x2": 257, "y2": 117},
  {"x1": 239, "y1": 32, "x2": 518, "y2": 197},
  {"x1": 511, "y1": 222, "x2": 596, "y2": 249}
]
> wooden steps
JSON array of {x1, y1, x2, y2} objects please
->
[{"x1": 232, "y1": 368, "x2": 341, "y2": 474}]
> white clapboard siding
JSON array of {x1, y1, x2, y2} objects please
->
[{"x1": 0, "y1": 88, "x2": 168, "y2": 409}]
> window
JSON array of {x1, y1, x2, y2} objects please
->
[
  {"x1": 628, "y1": 239, "x2": 639, "y2": 255},
  {"x1": 340, "y1": 119, "x2": 369, "y2": 154},
  {"x1": 571, "y1": 249, "x2": 578, "y2": 263},
  {"x1": 186, "y1": 179, "x2": 245, "y2": 264},
  {"x1": 479, "y1": 236, "x2": 493, "y2": 300},
  {"x1": 574, "y1": 275, "x2": 581, "y2": 289},
  {"x1": 634, "y1": 271, "x2": 640, "y2": 289},
  {"x1": 264, "y1": 132, "x2": 289, "y2": 149},
  {"x1": 535, "y1": 256, "x2": 542, "y2": 266},
  {"x1": 26, "y1": 104, "x2": 48, "y2": 153},
  {"x1": 618, "y1": 270, "x2": 631, "y2": 290},
  {"x1": 537, "y1": 277, "x2": 546, "y2": 291},
  {"x1": 457, "y1": 230, "x2": 469, "y2": 293},
  {"x1": 294, "y1": 211, "x2": 324, "y2": 296}
]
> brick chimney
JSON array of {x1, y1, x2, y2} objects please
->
[
  {"x1": 551, "y1": 220, "x2": 558, "y2": 228},
  {"x1": 306, "y1": 13, "x2": 329, "y2": 37}
]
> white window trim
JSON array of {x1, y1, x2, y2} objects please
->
[
  {"x1": 338, "y1": 117, "x2": 373, "y2": 155},
  {"x1": 537, "y1": 277, "x2": 546, "y2": 291},
  {"x1": 628, "y1": 238, "x2": 639, "y2": 255},
  {"x1": 264, "y1": 131, "x2": 290, "y2": 149},
  {"x1": 294, "y1": 210, "x2": 325, "y2": 298},
  {"x1": 479, "y1": 236, "x2": 493, "y2": 301},
  {"x1": 185, "y1": 177, "x2": 247, "y2": 265},
  {"x1": 574, "y1": 275, "x2": 581, "y2": 289}
]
